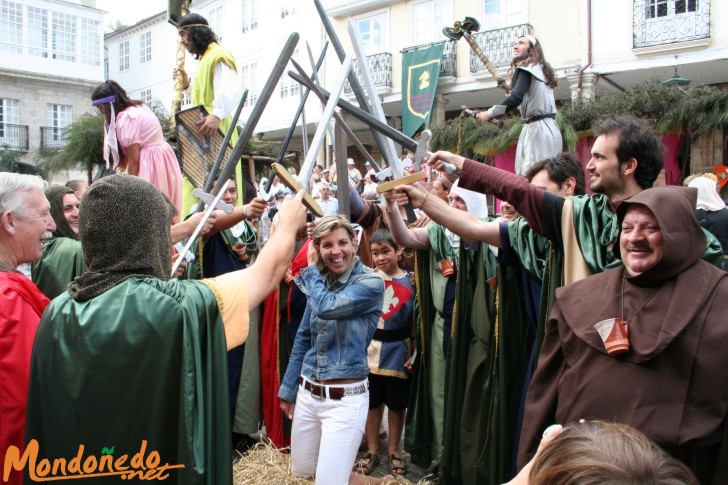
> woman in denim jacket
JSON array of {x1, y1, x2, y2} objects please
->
[{"x1": 279, "y1": 216, "x2": 385, "y2": 485}]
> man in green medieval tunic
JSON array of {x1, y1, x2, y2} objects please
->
[
  {"x1": 30, "y1": 185, "x2": 84, "y2": 300},
  {"x1": 384, "y1": 181, "x2": 491, "y2": 476},
  {"x1": 25, "y1": 175, "x2": 306, "y2": 484},
  {"x1": 174, "y1": 13, "x2": 245, "y2": 215}
]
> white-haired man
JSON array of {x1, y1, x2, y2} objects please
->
[{"x1": 0, "y1": 172, "x2": 55, "y2": 485}]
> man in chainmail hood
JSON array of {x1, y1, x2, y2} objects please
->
[
  {"x1": 30, "y1": 185, "x2": 85, "y2": 299},
  {"x1": 26, "y1": 174, "x2": 307, "y2": 484}
]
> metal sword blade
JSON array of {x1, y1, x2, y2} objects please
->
[
  {"x1": 215, "y1": 32, "x2": 300, "y2": 195},
  {"x1": 296, "y1": 56, "x2": 352, "y2": 189},
  {"x1": 171, "y1": 179, "x2": 230, "y2": 276}
]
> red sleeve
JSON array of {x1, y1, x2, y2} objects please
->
[
  {"x1": 459, "y1": 159, "x2": 547, "y2": 234},
  {"x1": 0, "y1": 286, "x2": 43, "y2": 482}
]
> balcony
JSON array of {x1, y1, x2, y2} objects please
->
[
  {"x1": 40, "y1": 127, "x2": 68, "y2": 149},
  {"x1": 0, "y1": 124, "x2": 29, "y2": 151},
  {"x1": 401, "y1": 41, "x2": 457, "y2": 79},
  {"x1": 344, "y1": 52, "x2": 393, "y2": 95},
  {"x1": 469, "y1": 23, "x2": 533, "y2": 75},
  {"x1": 633, "y1": 0, "x2": 710, "y2": 48}
]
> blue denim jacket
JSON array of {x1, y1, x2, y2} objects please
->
[{"x1": 278, "y1": 258, "x2": 385, "y2": 403}]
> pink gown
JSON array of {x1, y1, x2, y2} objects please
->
[{"x1": 116, "y1": 105, "x2": 183, "y2": 218}]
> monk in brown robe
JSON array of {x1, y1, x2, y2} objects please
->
[{"x1": 519, "y1": 186, "x2": 728, "y2": 484}]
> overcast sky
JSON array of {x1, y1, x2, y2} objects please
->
[{"x1": 96, "y1": 0, "x2": 167, "y2": 30}]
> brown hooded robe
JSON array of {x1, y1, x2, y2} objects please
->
[{"x1": 519, "y1": 186, "x2": 728, "y2": 484}]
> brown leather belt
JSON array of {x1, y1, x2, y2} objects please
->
[{"x1": 298, "y1": 375, "x2": 368, "y2": 400}]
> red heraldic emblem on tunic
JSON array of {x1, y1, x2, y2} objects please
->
[{"x1": 381, "y1": 280, "x2": 413, "y2": 321}]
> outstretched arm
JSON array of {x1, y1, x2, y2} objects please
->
[
  {"x1": 382, "y1": 191, "x2": 430, "y2": 250},
  {"x1": 395, "y1": 184, "x2": 502, "y2": 247},
  {"x1": 210, "y1": 191, "x2": 307, "y2": 349}
]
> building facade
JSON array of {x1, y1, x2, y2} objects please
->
[
  {"x1": 0, "y1": 0, "x2": 104, "y2": 169},
  {"x1": 97, "y1": 0, "x2": 726, "y2": 179}
]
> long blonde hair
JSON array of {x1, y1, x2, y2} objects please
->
[{"x1": 310, "y1": 215, "x2": 357, "y2": 279}]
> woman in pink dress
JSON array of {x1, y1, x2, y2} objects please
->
[{"x1": 92, "y1": 80, "x2": 183, "y2": 218}]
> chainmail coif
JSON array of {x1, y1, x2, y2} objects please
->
[
  {"x1": 45, "y1": 185, "x2": 78, "y2": 240},
  {"x1": 69, "y1": 174, "x2": 172, "y2": 301}
]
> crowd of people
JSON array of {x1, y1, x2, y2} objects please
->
[{"x1": 1, "y1": 15, "x2": 728, "y2": 485}]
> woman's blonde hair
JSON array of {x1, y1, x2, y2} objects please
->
[
  {"x1": 310, "y1": 215, "x2": 357, "y2": 278},
  {"x1": 530, "y1": 420, "x2": 697, "y2": 485}
]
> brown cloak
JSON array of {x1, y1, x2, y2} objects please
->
[{"x1": 519, "y1": 187, "x2": 728, "y2": 484}]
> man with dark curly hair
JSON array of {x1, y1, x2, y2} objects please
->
[
  {"x1": 477, "y1": 35, "x2": 562, "y2": 175},
  {"x1": 172, "y1": 13, "x2": 247, "y2": 216}
]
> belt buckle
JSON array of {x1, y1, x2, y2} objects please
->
[{"x1": 311, "y1": 382, "x2": 326, "y2": 400}]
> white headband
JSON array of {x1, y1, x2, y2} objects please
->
[{"x1": 524, "y1": 34, "x2": 538, "y2": 47}]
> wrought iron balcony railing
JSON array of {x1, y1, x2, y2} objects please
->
[
  {"x1": 0, "y1": 124, "x2": 29, "y2": 151},
  {"x1": 401, "y1": 40, "x2": 457, "y2": 78},
  {"x1": 469, "y1": 23, "x2": 533, "y2": 75},
  {"x1": 40, "y1": 126, "x2": 68, "y2": 149},
  {"x1": 633, "y1": 0, "x2": 710, "y2": 48},
  {"x1": 344, "y1": 52, "x2": 393, "y2": 94}
]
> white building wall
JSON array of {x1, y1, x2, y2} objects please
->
[
  {"x1": 104, "y1": 12, "x2": 178, "y2": 116},
  {"x1": 0, "y1": 0, "x2": 104, "y2": 168}
]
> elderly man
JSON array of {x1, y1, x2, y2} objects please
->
[
  {"x1": 0, "y1": 173, "x2": 55, "y2": 485},
  {"x1": 31, "y1": 185, "x2": 84, "y2": 300},
  {"x1": 520, "y1": 186, "x2": 728, "y2": 483},
  {"x1": 24, "y1": 175, "x2": 306, "y2": 484},
  {"x1": 318, "y1": 181, "x2": 339, "y2": 216}
]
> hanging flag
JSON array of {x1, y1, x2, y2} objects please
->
[{"x1": 401, "y1": 42, "x2": 446, "y2": 137}]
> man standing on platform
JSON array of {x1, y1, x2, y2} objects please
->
[
  {"x1": 476, "y1": 35, "x2": 562, "y2": 175},
  {"x1": 0, "y1": 173, "x2": 55, "y2": 485},
  {"x1": 173, "y1": 13, "x2": 245, "y2": 213}
]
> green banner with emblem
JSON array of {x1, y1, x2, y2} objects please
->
[{"x1": 402, "y1": 42, "x2": 445, "y2": 137}]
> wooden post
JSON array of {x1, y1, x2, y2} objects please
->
[{"x1": 334, "y1": 120, "x2": 350, "y2": 220}]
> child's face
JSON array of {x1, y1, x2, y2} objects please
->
[{"x1": 370, "y1": 241, "x2": 400, "y2": 276}]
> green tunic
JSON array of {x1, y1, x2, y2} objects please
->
[
  {"x1": 404, "y1": 224, "x2": 457, "y2": 468},
  {"x1": 26, "y1": 278, "x2": 232, "y2": 484},
  {"x1": 30, "y1": 237, "x2": 85, "y2": 300}
]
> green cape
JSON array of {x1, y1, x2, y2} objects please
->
[
  {"x1": 26, "y1": 278, "x2": 232, "y2": 484},
  {"x1": 31, "y1": 237, "x2": 85, "y2": 300}
]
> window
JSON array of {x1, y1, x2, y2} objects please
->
[
  {"x1": 182, "y1": 92, "x2": 191, "y2": 108},
  {"x1": 635, "y1": 0, "x2": 708, "y2": 48},
  {"x1": 0, "y1": 0, "x2": 23, "y2": 54},
  {"x1": 81, "y1": 18, "x2": 100, "y2": 66},
  {"x1": 240, "y1": 62, "x2": 258, "y2": 107},
  {"x1": 139, "y1": 31, "x2": 151, "y2": 63},
  {"x1": 645, "y1": 0, "x2": 668, "y2": 18},
  {"x1": 355, "y1": 11, "x2": 388, "y2": 55},
  {"x1": 27, "y1": 6, "x2": 48, "y2": 58},
  {"x1": 51, "y1": 11, "x2": 75, "y2": 61},
  {"x1": 119, "y1": 40, "x2": 129, "y2": 71},
  {"x1": 208, "y1": 5, "x2": 223, "y2": 42},
  {"x1": 0, "y1": 98, "x2": 19, "y2": 139},
  {"x1": 646, "y1": 0, "x2": 697, "y2": 18},
  {"x1": 242, "y1": 0, "x2": 257, "y2": 33},
  {"x1": 412, "y1": 0, "x2": 452, "y2": 44},
  {"x1": 675, "y1": 0, "x2": 697, "y2": 13},
  {"x1": 280, "y1": 49, "x2": 300, "y2": 98},
  {"x1": 140, "y1": 89, "x2": 152, "y2": 104},
  {"x1": 47, "y1": 104, "x2": 72, "y2": 141},
  {"x1": 482, "y1": 0, "x2": 526, "y2": 30}
]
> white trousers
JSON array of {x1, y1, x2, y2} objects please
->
[{"x1": 290, "y1": 377, "x2": 369, "y2": 485}]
